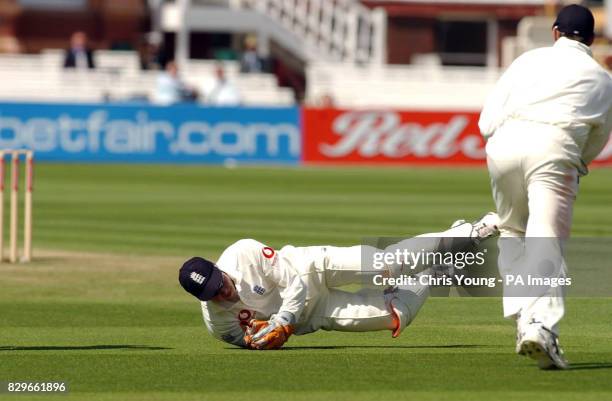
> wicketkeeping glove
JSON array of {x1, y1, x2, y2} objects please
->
[{"x1": 244, "y1": 311, "x2": 295, "y2": 350}]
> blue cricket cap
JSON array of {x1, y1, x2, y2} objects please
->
[
  {"x1": 178, "y1": 257, "x2": 224, "y2": 301},
  {"x1": 553, "y1": 4, "x2": 594, "y2": 40}
]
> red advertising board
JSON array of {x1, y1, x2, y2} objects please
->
[{"x1": 302, "y1": 108, "x2": 612, "y2": 166}]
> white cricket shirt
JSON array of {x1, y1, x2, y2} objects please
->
[
  {"x1": 200, "y1": 239, "x2": 308, "y2": 347},
  {"x1": 479, "y1": 37, "x2": 612, "y2": 167}
]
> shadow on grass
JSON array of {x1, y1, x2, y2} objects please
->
[
  {"x1": 0, "y1": 345, "x2": 171, "y2": 351},
  {"x1": 228, "y1": 344, "x2": 490, "y2": 351},
  {"x1": 284, "y1": 344, "x2": 490, "y2": 350},
  {"x1": 568, "y1": 362, "x2": 612, "y2": 370}
]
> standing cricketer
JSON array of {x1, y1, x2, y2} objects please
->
[
  {"x1": 178, "y1": 215, "x2": 499, "y2": 350},
  {"x1": 479, "y1": 4, "x2": 612, "y2": 369}
]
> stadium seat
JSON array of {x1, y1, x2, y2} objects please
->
[{"x1": 0, "y1": 52, "x2": 295, "y2": 106}]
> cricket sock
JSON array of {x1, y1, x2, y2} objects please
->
[{"x1": 395, "y1": 271, "x2": 430, "y2": 323}]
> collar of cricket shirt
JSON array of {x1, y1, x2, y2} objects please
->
[{"x1": 554, "y1": 36, "x2": 593, "y2": 57}]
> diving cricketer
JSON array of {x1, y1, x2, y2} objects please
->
[
  {"x1": 479, "y1": 4, "x2": 612, "y2": 369},
  {"x1": 178, "y1": 214, "x2": 499, "y2": 350}
]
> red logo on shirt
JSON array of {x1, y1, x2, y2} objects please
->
[
  {"x1": 238, "y1": 309, "x2": 252, "y2": 322},
  {"x1": 238, "y1": 309, "x2": 256, "y2": 332},
  {"x1": 262, "y1": 247, "x2": 275, "y2": 259}
]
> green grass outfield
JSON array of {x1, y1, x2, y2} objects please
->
[{"x1": 1, "y1": 164, "x2": 612, "y2": 401}]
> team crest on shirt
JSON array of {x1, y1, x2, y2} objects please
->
[{"x1": 253, "y1": 285, "x2": 266, "y2": 295}]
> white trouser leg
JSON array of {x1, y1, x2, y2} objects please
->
[
  {"x1": 322, "y1": 223, "x2": 474, "y2": 288},
  {"x1": 298, "y1": 283, "x2": 429, "y2": 335},
  {"x1": 487, "y1": 126, "x2": 577, "y2": 335},
  {"x1": 487, "y1": 150, "x2": 529, "y2": 319},
  {"x1": 517, "y1": 163, "x2": 576, "y2": 334}
]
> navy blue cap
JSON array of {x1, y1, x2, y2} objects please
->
[
  {"x1": 553, "y1": 4, "x2": 594, "y2": 40},
  {"x1": 178, "y1": 257, "x2": 224, "y2": 301}
]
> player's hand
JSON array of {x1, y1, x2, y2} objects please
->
[
  {"x1": 250, "y1": 323, "x2": 294, "y2": 350},
  {"x1": 243, "y1": 319, "x2": 269, "y2": 346},
  {"x1": 245, "y1": 312, "x2": 295, "y2": 350}
]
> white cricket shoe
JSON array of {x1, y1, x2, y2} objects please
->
[
  {"x1": 451, "y1": 212, "x2": 500, "y2": 245},
  {"x1": 471, "y1": 212, "x2": 500, "y2": 243},
  {"x1": 516, "y1": 322, "x2": 569, "y2": 370}
]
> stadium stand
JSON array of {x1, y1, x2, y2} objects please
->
[
  {"x1": 305, "y1": 10, "x2": 609, "y2": 108},
  {"x1": 502, "y1": 16, "x2": 612, "y2": 68},
  {"x1": 0, "y1": 50, "x2": 295, "y2": 105},
  {"x1": 1, "y1": 1, "x2": 609, "y2": 108},
  {"x1": 306, "y1": 62, "x2": 502, "y2": 109},
  {"x1": 162, "y1": 0, "x2": 387, "y2": 65}
]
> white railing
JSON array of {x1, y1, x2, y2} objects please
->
[{"x1": 232, "y1": 0, "x2": 387, "y2": 65}]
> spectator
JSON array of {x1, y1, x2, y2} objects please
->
[
  {"x1": 318, "y1": 93, "x2": 336, "y2": 108},
  {"x1": 203, "y1": 64, "x2": 241, "y2": 106},
  {"x1": 154, "y1": 61, "x2": 197, "y2": 105},
  {"x1": 0, "y1": 36, "x2": 21, "y2": 54},
  {"x1": 63, "y1": 31, "x2": 95, "y2": 69},
  {"x1": 139, "y1": 32, "x2": 166, "y2": 71},
  {"x1": 239, "y1": 34, "x2": 264, "y2": 73}
]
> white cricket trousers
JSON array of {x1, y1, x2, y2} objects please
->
[
  {"x1": 486, "y1": 120, "x2": 579, "y2": 334},
  {"x1": 294, "y1": 223, "x2": 475, "y2": 336}
]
